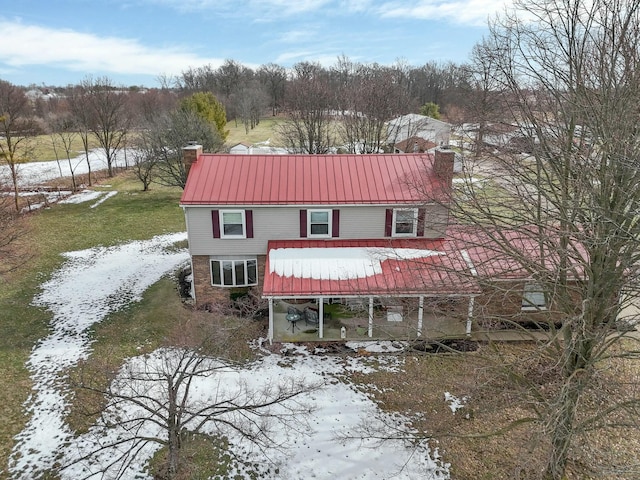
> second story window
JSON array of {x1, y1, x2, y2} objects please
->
[
  {"x1": 221, "y1": 210, "x2": 245, "y2": 238},
  {"x1": 393, "y1": 209, "x2": 418, "y2": 236},
  {"x1": 308, "y1": 209, "x2": 331, "y2": 237},
  {"x1": 212, "y1": 209, "x2": 253, "y2": 239}
]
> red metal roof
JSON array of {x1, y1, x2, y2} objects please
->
[
  {"x1": 180, "y1": 154, "x2": 447, "y2": 205},
  {"x1": 262, "y1": 238, "x2": 481, "y2": 297}
]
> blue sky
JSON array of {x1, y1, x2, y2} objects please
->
[{"x1": 0, "y1": 0, "x2": 510, "y2": 88}]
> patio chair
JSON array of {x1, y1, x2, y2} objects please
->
[
  {"x1": 287, "y1": 306, "x2": 304, "y2": 317},
  {"x1": 303, "y1": 307, "x2": 319, "y2": 326}
]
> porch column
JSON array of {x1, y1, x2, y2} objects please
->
[
  {"x1": 268, "y1": 298, "x2": 274, "y2": 343},
  {"x1": 466, "y1": 296, "x2": 475, "y2": 336},
  {"x1": 417, "y1": 296, "x2": 424, "y2": 337},
  {"x1": 368, "y1": 296, "x2": 374, "y2": 337},
  {"x1": 318, "y1": 296, "x2": 324, "y2": 339}
]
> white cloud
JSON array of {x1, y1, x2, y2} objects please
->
[
  {"x1": 274, "y1": 50, "x2": 316, "y2": 63},
  {"x1": 0, "y1": 20, "x2": 223, "y2": 78},
  {"x1": 250, "y1": 0, "x2": 333, "y2": 14},
  {"x1": 278, "y1": 28, "x2": 319, "y2": 44},
  {"x1": 144, "y1": 0, "x2": 333, "y2": 17},
  {"x1": 377, "y1": 0, "x2": 510, "y2": 26}
]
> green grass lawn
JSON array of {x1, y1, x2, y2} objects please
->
[
  {"x1": 224, "y1": 116, "x2": 283, "y2": 148},
  {"x1": 0, "y1": 172, "x2": 186, "y2": 475},
  {"x1": 26, "y1": 133, "x2": 101, "y2": 163}
]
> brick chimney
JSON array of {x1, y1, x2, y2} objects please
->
[
  {"x1": 433, "y1": 147, "x2": 455, "y2": 181},
  {"x1": 183, "y1": 143, "x2": 202, "y2": 178}
]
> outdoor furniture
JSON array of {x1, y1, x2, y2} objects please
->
[
  {"x1": 303, "y1": 307, "x2": 319, "y2": 326},
  {"x1": 287, "y1": 306, "x2": 304, "y2": 316},
  {"x1": 286, "y1": 312, "x2": 302, "y2": 332}
]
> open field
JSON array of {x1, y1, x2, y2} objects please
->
[
  {"x1": 23, "y1": 134, "x2": 101, "y2": 163},
  {"x1": 18, "y1": 117, "x2": 280, "y2": 164},
  {"x1": 224, "y1": 116, "x2": 283, "y2": 147}
]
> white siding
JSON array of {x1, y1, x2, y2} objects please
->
[{"x1": 185, "y1": 204, "x2": 449, "y2": 256}]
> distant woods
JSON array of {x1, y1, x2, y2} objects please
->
[
  {"x1": 1, "y1": 56, "x2": 498, "y2": 192},
  {"x1": 9, "y1": 56, "x2": 482, "y2": 145}
]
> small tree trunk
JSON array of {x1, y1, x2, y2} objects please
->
[
  {"x1": 166, "y1": 380, "x2": 181, "y2": 479},
  {"x1": 544, "y1": 380, "x2": 580, "y2": 480}
]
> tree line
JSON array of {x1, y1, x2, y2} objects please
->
[{"x1": 0, "y1": 56, "x2": 499, "y2": 200}]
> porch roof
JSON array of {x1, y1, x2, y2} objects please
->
[{"x1": 263, "y1": 238, "x2": 481, "y2": 298}]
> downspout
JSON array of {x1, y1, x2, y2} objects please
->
[
  {"x1": 417, "y1": 296, "x2": 424, "y2": 336},
  {"x1": 268, "y1": 298, "x2": 274, "y2": 343},
  {"x1": 461, "y1": 249, "x2": 479, "y2": 337},
  {"x1": 466, "y1": 297, "x2": 475, "y2": 337},
  {"x1": 368, "y1": 296, "x2": 374, "y2": 337},
  {"x1": 318, "y1": 296, "x2": 324, "y2": 339}
]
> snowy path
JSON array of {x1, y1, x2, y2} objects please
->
[{"x1": 9, "y1": 232, "x2": 189, "y2": 479}]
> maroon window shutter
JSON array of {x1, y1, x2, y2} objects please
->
[
  {"x1": 417, "y1": 208, "x2": 426, "y2": 237},
  {"x1": 245, "y1": 210, "x2": 254, "y2": 238},
  {"x1": 299, "y1": 209, "x2": 307, "y2": 238},
  {"x1": 332, "y1": 209, "x2": 340, "y2": 237},
  {"x1": 212, "y1": 210, "x2": 220, "y2": 238},
  {"x1": 385, "y1": 208, "x2": 393, "y2": 237}
]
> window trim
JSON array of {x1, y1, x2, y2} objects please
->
[
  {"x1": 210, "y1": 258, "x2": 258, "y2": 287},
  {"x1": 307, "y1": 209, "x2": 332, "y2": 238},
  {"x1": 392, "y1": 208, "x2": 418, "y2": 237},
  {"x1": 521, "y1": 282, "x2": 547, "y2": 311},
  {"x1": 220, "y1": 210, "x2": 246, "y2": 239}
]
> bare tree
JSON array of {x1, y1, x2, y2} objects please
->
[
  {"x1": 80, "y1": 76, "x2": 131, "y2": 177},
  {"x1": 258, "y1": 63, "x2": 287, "y2": 116},
  {"x1": 0, "y1": 185, "x2": 28, "y2": 276},
  {"x1": 277, "y1": 62, "x2": 336, "y2": 153},
  {"x1": 68, "y1": 85, "x2": 95, "y2": 186},
  {"x1": 0, "y1": 81, "x2": 37, "y2": 210},
  {"x1": 129, "y1": 149, "x2": 156, "y2": 192},
  {"x1": 460, "y1": 40, "x2": 509, "y2": 157},
  {"x1": 434, "y1": 1, "x2": 640, "y2": 478},
  {"x1": 237, "y1": 83, "x2": 268, "y2": 134},
  {"x1": 337, "y1": 64, "x2": 413, "y2": 153},
  {"x1": 66, "y1": 347, "x2": 318, "y2": 479},
  {"x1": 48, "y1": 113, "x2": 82, "y2": 191},
  {"x1": 135, "y1": 108, "x2": 224, "y2": 189}
]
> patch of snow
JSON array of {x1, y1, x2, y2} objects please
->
[
  {"x1": 0, "y1": 148, "x2": 134, "y2": 188},
  {"x1": 61, "y1": 347, "x2": 448, "y2": 480},
  {"x1": 58, "y1": 190, "x2": 105, "y2": 205},
  {"x1": 270, "y1": 247, "x2": 443, "y2": 280},
  {"x1": 90, "y1": 190, "x2": 117, "y2": 208},
  {"x1": 444, "y1": 392, "x2": 468, "y2": 414},
  {"x1": 346, "y1": 340, "x2": 406, "y2": 354},
  {"x1": 9, "y1": 233, "x2": 189, "y2": 480}
]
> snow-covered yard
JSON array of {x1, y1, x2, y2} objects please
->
[
  {"x1": 0, "y1": 149, "x2": 131, "y2": 188},
  {"x1": 8, "y1": 227, "x2": 450, "y2": 479}
]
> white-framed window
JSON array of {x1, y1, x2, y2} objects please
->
[
  {"x1": 211, "y1": 258, "x2": 258, "y2": 287},
  {"x1": 220, "y1": 210, "x2": 246, "y2": 238},
  {"x1": 522, "y1": 282, "x2": 547, "y2": 311},
  {"x1": 308, "y1": 209, "x2": 332, "y2": 237},
  {"x1": 392, "y1": 208, "x2": 418, "y2": 237}
]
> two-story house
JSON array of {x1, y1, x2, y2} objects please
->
[{"x1": 180, "y1": 145, "x2": 486, "y2": 341}]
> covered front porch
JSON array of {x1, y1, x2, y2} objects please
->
[
  {"x1": 262, "y1": 238, "x2": 481, "y2": 343},
  {"x1": 268, "y1": 296, "x2": 473, "y2": 342}
]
